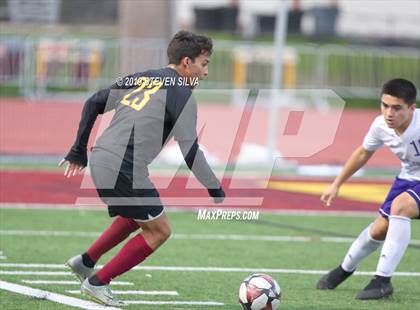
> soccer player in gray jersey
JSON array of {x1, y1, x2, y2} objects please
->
[
  {"x1": 317, "y1": 79, "x2": 420, "y2": 300},
  {"x1": 59, "y1": 31, "x2": 225, "y2": 306}
]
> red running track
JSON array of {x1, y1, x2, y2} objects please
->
[
  {"x1": 0, "y1": 99, "x2": 398, "y2": 167},
  {"x1": 0, "y1": 171, "x2": 381, "y2": 213}
]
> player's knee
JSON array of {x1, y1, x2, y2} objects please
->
[
  {"x1": 390, "y1": 193, "x2": 418, "y2": 218},
  {"x1": 369, "y1": 224, "x2": 387, "y2": 240},
  {"x1": 155, "y1": 223, "x2": 172, "y2": 243},
  {"x1": 162, "y1": 225, "x2": 172, "y2": 241}
]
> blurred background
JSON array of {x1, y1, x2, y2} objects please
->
[
  {"x1": 0, "y1": 0, "x2": 419, "y2": 208},
  {"x1": 1, "y1": 4, "x2": 419, "y2": 308},
  {"x1": 1, "y1": 0, "x2": 419, "y2": 99}
]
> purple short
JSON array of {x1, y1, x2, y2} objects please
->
[{"x1": 380, "y1": 177, "x2": 420, "y2": 218}]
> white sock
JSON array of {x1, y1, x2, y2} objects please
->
[
  {"x1": 376, "y1": 215, "x2": 411, "y2": 277},
  {"x1": 341, "y1": 224, "x2": 383, "y2": 272}
]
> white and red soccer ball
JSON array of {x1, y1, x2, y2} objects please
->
[{"x1": 239, "y1": 273, "x2": 281, "y2": 310}]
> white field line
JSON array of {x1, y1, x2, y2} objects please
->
[
  {"x1": 22, "y1": 280, "x2": 133, "y2": 286},
  {"x1": 0, "y1": 280, "x2": 121, "y2": 310},
  {"x1": 1, "y1": 264, "x2": 419, "y2": 277},
  {"x1": 67, "y1": 290, "x2": 179, "y2": 296},
  {"x1": 0, "y1": 203, "x2": 377, "y2": 217},
  {"x1": 0, "y1": 250, "x2": 6, "y2": 260},
  {"x1": 1, "y1": 263, "x2": 74, "y2": 268},
  {"x1": 0, "y1": 230, "x2": 100, "y2": 237},
  {"x1": 1, "y1": 271, "x2": 71, "y2": 275},
  {"x1": 173, "y1": 233, "x2": 420, "y2": 245},
  {"x1": 123, "y1": 300, "x2": 224, "y2": 306},
  {"x1": 128, "y1": 266, "x2": 420, "y2": 277},
  {"x1": 1, "y1": 229, "x2": 419, "y2": 245}
]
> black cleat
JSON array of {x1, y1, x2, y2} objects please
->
[
  {"x1": 317, "y1": 265, "x2": 354, "y2": 290},
  {"x1": 356, "y1": 276, "x2": 393, "y2": 300}
]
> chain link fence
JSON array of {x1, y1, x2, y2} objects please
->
[{"x1": 0, "y1": 35, "x2": 418, "y2": 100}]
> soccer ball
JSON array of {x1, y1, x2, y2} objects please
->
[{"x1": 238, "y1": 273, "x2": 281, "y2": 310}]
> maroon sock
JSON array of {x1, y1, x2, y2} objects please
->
[
  {"x1": 86, "y1": 216, "x2": 139, "y2": 262},
  {"x1": 95, "y1": 234, "x2": 153, "y2": 284}
]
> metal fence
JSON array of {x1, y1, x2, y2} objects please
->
[{"x1": 0, "y1": 35, "x2": 419, "y2": 100}]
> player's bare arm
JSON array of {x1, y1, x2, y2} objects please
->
[{"x1": 321, "y1": 145, "x2": 375, "y2": 206}]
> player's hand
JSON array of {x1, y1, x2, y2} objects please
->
[
  {"x1": 58, "y1": 159, "x2": 85, "y2": 178},
  {"x1": 208, "y1": 187, "x2": 225, "y2": 204},
  {"x1": 320, "y1": 184, "x2": 339, "y2": 207}
]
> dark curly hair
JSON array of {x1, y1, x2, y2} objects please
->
[
  {"x1": 167, "y1": 30, "x2": 213, "y2": 65},
  {"x1": 382, "y1": 78, "x2": 417, "y2": 105}
]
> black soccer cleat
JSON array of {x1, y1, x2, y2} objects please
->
[
  {"x1": 316, "y1": 265, "x2": 354, "y2": 290},
  {"x1": 356, "y1": 276, "x2": 393, "y2": 300}
]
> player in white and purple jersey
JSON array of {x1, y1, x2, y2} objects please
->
[{"x1": 316, "y1": 79, "x2": 419, "y2": 300}]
